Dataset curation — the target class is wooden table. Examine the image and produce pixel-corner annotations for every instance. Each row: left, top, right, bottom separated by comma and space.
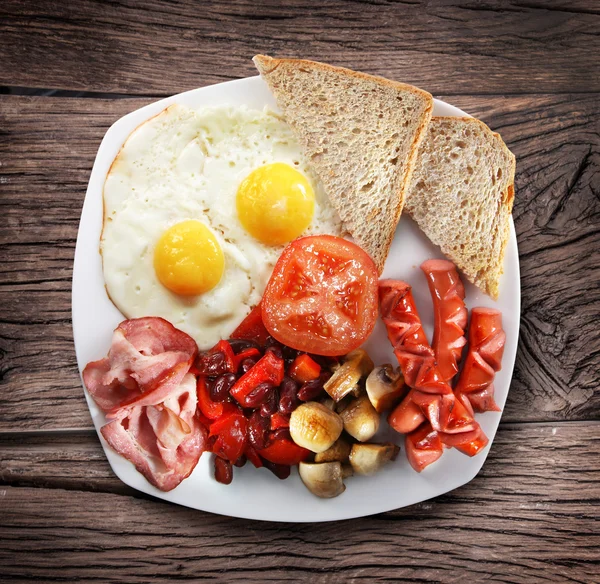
1, 1, 598, 582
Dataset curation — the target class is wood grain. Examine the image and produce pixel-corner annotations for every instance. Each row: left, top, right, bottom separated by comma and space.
1, 422, 598, 583
1, 93, 598, 432
1, 7, 598, 583
1, 0, 599, 96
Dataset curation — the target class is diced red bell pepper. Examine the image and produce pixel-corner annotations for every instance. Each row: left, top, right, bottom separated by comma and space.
258, 438, 310, 466
233, 347, 262, 372
270, 412, 290, 430
197, 377, 226, 421
405, 423, 443, 473
288, 354, 321, 383
210, 411, 248, 463
231, 303, 270, 346
195, 409, 213, 430
230, 350, 285, 405
245, 444, 264, 468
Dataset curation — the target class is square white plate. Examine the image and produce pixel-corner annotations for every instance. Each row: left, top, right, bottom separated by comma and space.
73, 75, 520, 522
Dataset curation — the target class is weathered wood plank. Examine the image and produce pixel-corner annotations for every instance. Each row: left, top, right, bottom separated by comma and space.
1, 93, 598, 431
0, 431, 135, 496
0, 422, 598, 583
0, 0, 599, 95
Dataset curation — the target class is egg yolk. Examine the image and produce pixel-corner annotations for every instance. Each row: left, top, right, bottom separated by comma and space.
153, 220, 224, 296
236, 162, 315, 246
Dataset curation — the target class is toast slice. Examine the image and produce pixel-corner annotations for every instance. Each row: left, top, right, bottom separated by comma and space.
405, 117, 516, 299
253, 54, 433, 273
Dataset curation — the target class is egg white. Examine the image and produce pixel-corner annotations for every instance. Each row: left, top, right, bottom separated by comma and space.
101, 104, 344, 349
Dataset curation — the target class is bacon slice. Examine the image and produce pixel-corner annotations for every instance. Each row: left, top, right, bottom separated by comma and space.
454, 308, 505, 413
83, 317, 198, 414
101, 373, 207, 491
83, 317, 207, 491
379, 280, 488, 470
420, 259, 467, 382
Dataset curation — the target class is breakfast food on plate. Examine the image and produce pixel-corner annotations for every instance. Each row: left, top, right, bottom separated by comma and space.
261, 235, 379, 356
420, 259, 467, 382
81, 238, 406, 496
82, 317, 207, 491
405, 117, 516, 299
253, 54, 434, 273
349, 443, 400, 476
83, 56, 516, 501
365, 365, 406, 413
379, 278, 489, 472
289, 402, 344, 453
83, 317, 198, 413
454, 308, 505, 414
323, 349, 375, 401
195, 312, 398, 493
101, 104, 343, 350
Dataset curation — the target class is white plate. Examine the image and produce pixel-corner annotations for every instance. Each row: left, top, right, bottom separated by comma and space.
73, 75, 520, 522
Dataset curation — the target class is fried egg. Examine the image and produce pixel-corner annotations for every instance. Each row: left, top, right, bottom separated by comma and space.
102, 104, 344, 349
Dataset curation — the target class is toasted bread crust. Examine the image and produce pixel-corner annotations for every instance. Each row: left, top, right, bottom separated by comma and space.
254, 54, 434, 273
406, 116, 516, 299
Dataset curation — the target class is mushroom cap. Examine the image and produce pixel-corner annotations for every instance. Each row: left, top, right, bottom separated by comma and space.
299, 461, 346, 498
290, 402, 344, 453
366, 364, 405, 413
349, 442, 400, 475
339, 395, 381, 442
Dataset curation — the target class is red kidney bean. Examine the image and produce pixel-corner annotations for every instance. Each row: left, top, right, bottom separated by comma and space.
265, 337, 285, 357
297, 372, 330, 401
260, 389, 279, 417
297, 381, 324, 402
248, 410, 269, 450
309, 353, 338, 371
278, 376, 300, 414
265, 335, 281, 348
263, 460, 291, 480
270, 428, 292, 442
282, 345, 299, 363
214, 456, 233, 485
243, 382, 275, 408
207, 435, 218, 451
228, 338, 261, 354
210, 373, 236, 402
266, 345, 283, 360
196, 351, 228, 376
240, 357, 258, 373
233, 454, 247, 468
